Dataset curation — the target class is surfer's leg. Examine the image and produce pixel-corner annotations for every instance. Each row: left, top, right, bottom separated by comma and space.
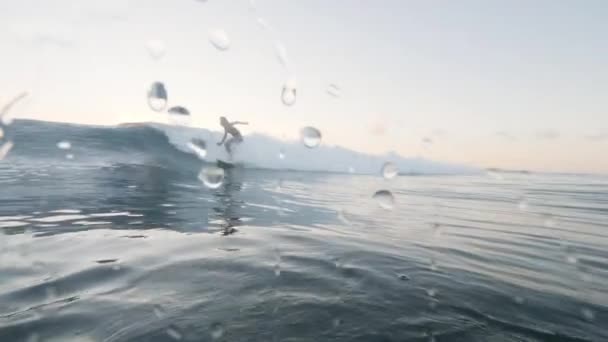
225, 137, 234, 155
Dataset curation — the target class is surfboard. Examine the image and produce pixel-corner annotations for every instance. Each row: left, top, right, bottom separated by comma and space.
217, 159, 236, 169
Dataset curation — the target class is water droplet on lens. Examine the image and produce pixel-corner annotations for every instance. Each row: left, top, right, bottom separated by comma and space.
256, 17, 269, 30
26, 333, 40, 342
381, 162, 398, 179
582, 308, 595, 321
337, 209, 350, 224
327, 84, 340, 98
210, 322, 224, 340
198, 166, 225, 189
153, 305, 166, 318
566, 255, 578, 264
209, 29, 230, 51
45, 286, 57, 300
517, 198, 528, 211
281, 79, 297, 106
432, 223, 442, 238
0, 141, 14, 160
300, 126, 322, 148
580, 272, 592, 282
168, 106, 191, 126
188, 138, 207, 159
398, 274, 410, 281
166, 325, 183, 340
487, 171, 504, 181
372, 190, 394, 210
57, 141, 71, 150
147, 82, 168, 112
275, 42, 288, 67
145, 39, 166, 60
543, 216, 556, 228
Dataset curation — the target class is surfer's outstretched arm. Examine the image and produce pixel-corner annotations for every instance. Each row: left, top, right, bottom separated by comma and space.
217, 131, 227, 146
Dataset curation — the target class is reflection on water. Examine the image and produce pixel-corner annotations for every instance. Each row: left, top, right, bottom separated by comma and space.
212, 168, 244, 236
0, 160, 607, 341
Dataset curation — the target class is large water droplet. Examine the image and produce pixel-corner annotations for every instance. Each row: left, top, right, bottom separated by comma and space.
198, 166, 225, 189
281, 78, 297, 106
57, 141, 71, 150
0, 141, 14, 160
372, 190, 394, 210
145, 39, 166, 60
168, 106, 191, 126
327, 84, 341, 98
153, 304, 166, 318
166, 325, 183, 340
147, 82, 168, 112
381, 162, 398, 179
582, 308, 595, 321
209, 29, 230, 51
210, 322, 224, 340
188, 138, 207, 159
300, 126, 322, 148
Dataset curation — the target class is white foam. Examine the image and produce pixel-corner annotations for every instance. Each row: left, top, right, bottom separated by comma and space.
149, 123, 476, 174
31, 215, 88, 223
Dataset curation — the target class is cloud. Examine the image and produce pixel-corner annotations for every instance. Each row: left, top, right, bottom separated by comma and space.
369, 122, 386, 136
431, 129, 446, 137
31, 33, 75, 48
585, 133, 608, 142
495, 131, 516, 141
536, 130, 560, 140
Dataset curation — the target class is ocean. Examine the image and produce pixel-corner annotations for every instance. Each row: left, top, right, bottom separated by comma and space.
0, 120, 606, 341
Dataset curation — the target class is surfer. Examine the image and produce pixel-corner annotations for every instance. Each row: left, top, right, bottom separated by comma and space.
217, 116, 248, 157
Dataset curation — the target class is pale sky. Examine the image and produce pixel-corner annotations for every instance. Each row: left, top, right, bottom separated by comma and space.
1, 0, 607, 173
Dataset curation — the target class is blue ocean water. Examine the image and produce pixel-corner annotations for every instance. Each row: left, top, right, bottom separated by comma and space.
0, 120, 606, 341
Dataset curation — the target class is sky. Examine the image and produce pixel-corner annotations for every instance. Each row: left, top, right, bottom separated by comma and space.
0, 0, 607, 173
